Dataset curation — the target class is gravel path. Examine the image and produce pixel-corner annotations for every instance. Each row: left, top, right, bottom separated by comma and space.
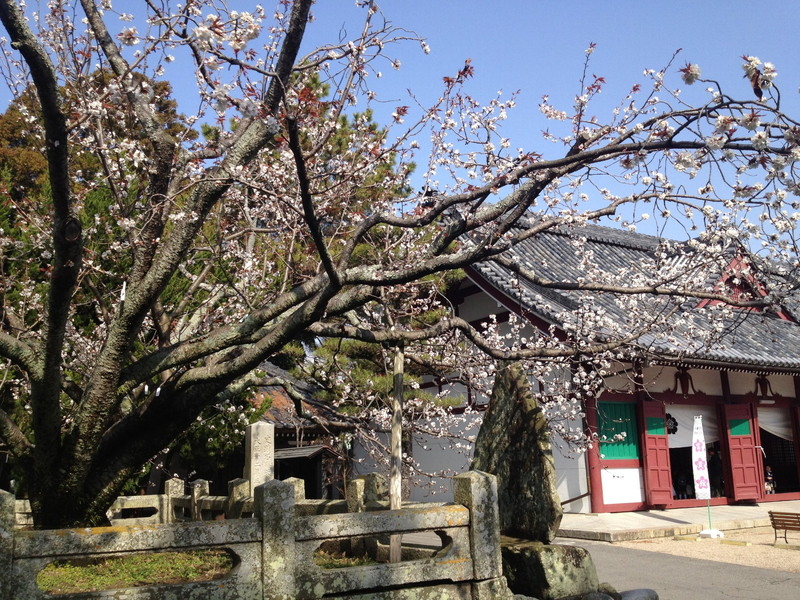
611, 526, 800, 572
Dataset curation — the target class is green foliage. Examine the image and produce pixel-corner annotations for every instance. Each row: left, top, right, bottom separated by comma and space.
0, 75, 198, 495
306, 336, 442, 415
269, 340, 307, 372
0, 96, 48, 201
175, 393, 273, 474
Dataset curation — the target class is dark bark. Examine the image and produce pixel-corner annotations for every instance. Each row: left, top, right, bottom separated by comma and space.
0, 0, 315, 529
0, 0, 83, 528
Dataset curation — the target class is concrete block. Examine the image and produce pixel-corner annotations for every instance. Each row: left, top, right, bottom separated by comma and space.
472, 576, 514, 600
226, 478, 249, 519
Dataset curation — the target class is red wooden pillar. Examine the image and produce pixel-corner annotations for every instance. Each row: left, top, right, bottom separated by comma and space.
585, 398, 604, 512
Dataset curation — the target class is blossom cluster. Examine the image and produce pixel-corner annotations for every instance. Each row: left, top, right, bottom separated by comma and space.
2, 2, 800, 511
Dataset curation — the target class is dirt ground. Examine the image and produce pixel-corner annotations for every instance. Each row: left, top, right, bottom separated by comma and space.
612, 526, 800, 572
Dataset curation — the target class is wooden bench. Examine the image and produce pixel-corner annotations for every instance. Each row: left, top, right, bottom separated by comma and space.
768, 511, 800, 543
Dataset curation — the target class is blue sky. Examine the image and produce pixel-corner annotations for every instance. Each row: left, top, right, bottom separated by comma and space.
7, 1, 799, 158
292, 0, 800, 202
5, 1, 800, 220
301, 0, 800, 141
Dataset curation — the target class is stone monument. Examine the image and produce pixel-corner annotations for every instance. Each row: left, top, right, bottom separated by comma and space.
471, 361, 562, 542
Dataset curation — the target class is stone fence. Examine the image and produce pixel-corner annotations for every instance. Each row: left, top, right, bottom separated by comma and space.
14, 477, 258, 529
0, 471, 511, 599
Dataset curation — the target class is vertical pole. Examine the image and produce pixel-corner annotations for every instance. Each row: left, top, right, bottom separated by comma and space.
390, 343, 404, 562
190, 479, 209, 521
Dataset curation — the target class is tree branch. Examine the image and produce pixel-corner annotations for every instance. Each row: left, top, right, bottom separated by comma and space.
0, 405, 32, 458
0, 330, 37, 374
490, 253, 773, 309
0, 0, 79, 483
287, 115, 341, 287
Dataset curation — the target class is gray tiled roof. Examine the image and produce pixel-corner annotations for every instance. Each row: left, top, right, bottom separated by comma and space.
257, 362, 353, 430
468, 220, 800, 373
274, 445, 340, 460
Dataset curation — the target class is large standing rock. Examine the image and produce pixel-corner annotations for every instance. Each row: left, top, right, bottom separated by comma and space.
471, 362, 562, 542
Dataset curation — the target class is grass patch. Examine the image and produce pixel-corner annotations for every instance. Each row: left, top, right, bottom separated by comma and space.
37, 549, 234, 594
313, 549, 378, 569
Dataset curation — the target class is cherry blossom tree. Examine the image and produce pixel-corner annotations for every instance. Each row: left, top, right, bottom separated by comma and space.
0, 0, 798, 528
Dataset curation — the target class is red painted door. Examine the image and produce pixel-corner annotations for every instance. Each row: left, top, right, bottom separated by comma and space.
641, 401, 673, 505
724, 403, 761, 501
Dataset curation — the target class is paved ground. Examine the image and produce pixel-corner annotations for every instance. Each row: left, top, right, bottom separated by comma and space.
607, 525, 800, 571
566, 536, 800, 600
557, 500, 800, 599
558, 498, 800, 542
407, 499, 800, 597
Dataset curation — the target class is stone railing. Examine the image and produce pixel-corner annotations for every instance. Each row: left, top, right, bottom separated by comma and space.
0, 471, 511, 600
13, 477, 254, 529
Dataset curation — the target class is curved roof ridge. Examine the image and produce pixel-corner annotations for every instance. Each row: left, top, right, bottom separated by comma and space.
519, 216, 671, 252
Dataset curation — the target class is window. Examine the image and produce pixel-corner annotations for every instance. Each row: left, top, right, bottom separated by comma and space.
597, 401, 640, 460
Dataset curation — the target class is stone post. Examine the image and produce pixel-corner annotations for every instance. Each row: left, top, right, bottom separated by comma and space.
345, 473, 388, 558
257, 479, 296, 600
0, 490, 13, 600
226, 478, 249, 519
453, 471, 503, 581
345, 477, 365, 513
244, 422, 274, 497
282, 477, 306, 504
164, 477, 184, 522
346, 472, 388, 513
190, 479, 210, 521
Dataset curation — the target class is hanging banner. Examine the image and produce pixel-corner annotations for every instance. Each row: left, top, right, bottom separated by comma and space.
692, 415, 711, 500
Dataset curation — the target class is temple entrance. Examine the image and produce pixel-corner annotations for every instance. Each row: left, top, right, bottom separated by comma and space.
723, 403, 761, 501
757, 406, 800, 495
663, 404, 724, 502
669, 446, 694, 499
668, 441, 726, 499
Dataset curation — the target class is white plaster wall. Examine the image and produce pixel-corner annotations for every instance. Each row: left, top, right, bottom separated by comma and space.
350, 412, 592, 509
551, 441, 590, 513
641, 365, 671, 392
349, 413, 482, 503
731, 372, 795, 398
768, 374, 795, 397
350, 431, 388, 479
600, 468, 644, 505
407, 285, 591, 509
405, 416, 480, 502
603, 363, 636, 393
604, 365, 725, 396
689, 369, 724, 396
727, 371, 755, 396
405, 415, 590, 508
